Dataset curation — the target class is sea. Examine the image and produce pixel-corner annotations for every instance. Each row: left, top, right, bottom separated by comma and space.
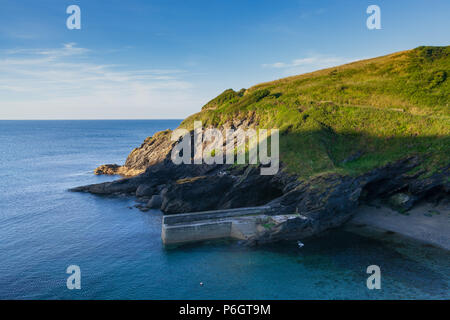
0, 120, 448, 299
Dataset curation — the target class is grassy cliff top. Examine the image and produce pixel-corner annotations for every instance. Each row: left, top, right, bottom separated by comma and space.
180, 46, 450, 179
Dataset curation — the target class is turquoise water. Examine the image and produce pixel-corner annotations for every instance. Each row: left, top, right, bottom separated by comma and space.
0, 120, 448, 300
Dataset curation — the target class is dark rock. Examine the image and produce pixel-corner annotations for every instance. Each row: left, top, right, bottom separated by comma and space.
136, 184, 157, 197
218, 166, 284, 208
357, 156, 421, 201
69, 176, 144, 195
249, 157, 438, 244
254, 173, 363, 243
161, 175, 234, 214
147, 195, 163, 209
409, 166, 450, 196
388, 193, 417, 212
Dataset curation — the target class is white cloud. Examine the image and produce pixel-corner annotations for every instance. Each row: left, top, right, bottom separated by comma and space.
262, 54, 358, 75
0, 43, 206, 119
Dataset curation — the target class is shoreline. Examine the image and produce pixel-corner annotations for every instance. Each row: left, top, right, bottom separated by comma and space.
347, 202, 450, 251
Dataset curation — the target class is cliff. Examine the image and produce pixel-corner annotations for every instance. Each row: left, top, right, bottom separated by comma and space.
71, 46, 450, 244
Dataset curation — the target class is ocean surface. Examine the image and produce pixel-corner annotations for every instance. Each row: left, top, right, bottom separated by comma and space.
0, 120, 448, 300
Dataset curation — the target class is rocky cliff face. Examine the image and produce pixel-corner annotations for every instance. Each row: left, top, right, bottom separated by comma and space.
71, 123, 449, 245
94, 129, 176, 176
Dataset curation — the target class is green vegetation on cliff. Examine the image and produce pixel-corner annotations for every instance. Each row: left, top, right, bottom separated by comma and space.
181, 46, 450, 179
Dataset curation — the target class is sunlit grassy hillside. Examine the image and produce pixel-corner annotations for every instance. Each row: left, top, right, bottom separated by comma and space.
180, 46, 450, 179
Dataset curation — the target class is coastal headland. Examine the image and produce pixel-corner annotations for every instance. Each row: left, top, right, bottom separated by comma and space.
71, 46, 450, 247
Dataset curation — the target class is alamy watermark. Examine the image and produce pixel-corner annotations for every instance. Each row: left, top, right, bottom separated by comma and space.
366, 5, 381, 30
366, 265, 381, 289
66, 5, 81, 30
66, 265, 81, 290
170, 121, 279, 175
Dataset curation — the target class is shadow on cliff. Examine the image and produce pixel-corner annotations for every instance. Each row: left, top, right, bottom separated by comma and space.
70, 130, 449, 217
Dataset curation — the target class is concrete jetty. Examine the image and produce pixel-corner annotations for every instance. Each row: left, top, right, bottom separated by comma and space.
161, 206, 273, 245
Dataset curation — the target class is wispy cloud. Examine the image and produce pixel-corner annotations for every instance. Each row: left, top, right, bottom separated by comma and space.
262, 54, 358, 75
0, 43, 204, 119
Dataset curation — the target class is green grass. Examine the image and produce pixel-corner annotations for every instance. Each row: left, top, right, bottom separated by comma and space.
262, 222, 276, 230
179, 46, 450, 179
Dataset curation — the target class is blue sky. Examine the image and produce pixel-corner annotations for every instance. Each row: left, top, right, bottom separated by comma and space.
0, 0, 449, 119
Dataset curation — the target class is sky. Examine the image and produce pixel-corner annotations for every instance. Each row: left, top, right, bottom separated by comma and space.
0, 0, 449, 119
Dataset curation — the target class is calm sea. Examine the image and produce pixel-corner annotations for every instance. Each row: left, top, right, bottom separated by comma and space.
0, 120, 448, 299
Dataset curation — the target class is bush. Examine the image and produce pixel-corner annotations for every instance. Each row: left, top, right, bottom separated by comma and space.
428, 70, 447, 88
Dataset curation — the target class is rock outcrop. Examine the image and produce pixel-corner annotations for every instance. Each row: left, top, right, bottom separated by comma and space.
93, 129, 176, 177
94, 164, 144, 177
249, 157, 450, 244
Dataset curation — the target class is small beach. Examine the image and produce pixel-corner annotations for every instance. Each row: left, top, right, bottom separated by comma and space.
350, 202, 450, 250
